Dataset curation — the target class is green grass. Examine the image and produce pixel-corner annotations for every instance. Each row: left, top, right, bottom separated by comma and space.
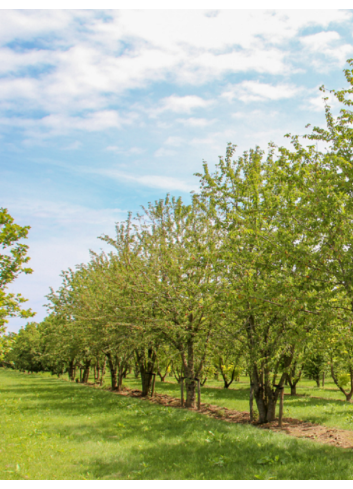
122, 375, 353, 431
2, 369, 353, 480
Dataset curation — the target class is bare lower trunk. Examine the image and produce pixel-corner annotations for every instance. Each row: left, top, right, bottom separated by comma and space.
100, 357, 106, 386
118, 372, 124, 391
141, 371, 153, 396
107, 353, 118, 390
83, 360, 91, 383
252, 364, 288, 423
183, 338, 196, 408
254, 381, 279, 423
110, 367, 118, 390
68, 359, 76, 381
136, 347, 157, 396
288, 370, 301, 396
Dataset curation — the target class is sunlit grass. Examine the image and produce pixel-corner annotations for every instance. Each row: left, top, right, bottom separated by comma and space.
2, 368, 353, 480
122, 375, 353, 431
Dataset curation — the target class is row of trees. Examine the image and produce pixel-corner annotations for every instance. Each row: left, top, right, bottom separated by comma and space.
4, 62, 353, 423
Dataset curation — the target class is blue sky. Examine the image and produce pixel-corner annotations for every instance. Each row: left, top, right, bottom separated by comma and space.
2, 9, 353, 332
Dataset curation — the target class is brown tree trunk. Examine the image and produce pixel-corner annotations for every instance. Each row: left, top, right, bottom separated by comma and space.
136, 347, 157, 396
117, 372, 124, 391
107, 353, 118, 390
95, 357, 100, 383
252, 365, 287, 423
83, 360, 91, 383
287, 369, 301, 396
184, 338, 196, 408
100, 357, 106, 386
68, 359, 76, 381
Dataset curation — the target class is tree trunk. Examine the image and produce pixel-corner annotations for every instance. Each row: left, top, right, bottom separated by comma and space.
95, 357, 100, 383
118, 372, 124, 391
141, 371, 153, 396
252, 366, 286, 423
107, 353, 118, 390
100, 357, 106, 386
68, 359, 76, 381
83, 360, 91, 383
184, 338, 196, 408
110, 367, 118, 390
136, 347, 157, 396
250, 383, 254, 422
287, 369, 301, 396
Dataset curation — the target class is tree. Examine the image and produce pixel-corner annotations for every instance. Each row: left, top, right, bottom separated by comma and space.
195, 144, 318, 423
0, 208, 34, 331
103, 196, 223, 407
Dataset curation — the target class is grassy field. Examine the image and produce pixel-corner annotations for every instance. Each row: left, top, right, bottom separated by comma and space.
2, 369, 353, 480
123, 375, 353, 431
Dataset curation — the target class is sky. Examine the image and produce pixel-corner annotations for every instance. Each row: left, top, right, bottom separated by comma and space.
2, 8, 353, 332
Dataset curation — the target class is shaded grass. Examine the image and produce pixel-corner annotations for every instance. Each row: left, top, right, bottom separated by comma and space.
122, 376, 353, 431
2, 369, 353, 480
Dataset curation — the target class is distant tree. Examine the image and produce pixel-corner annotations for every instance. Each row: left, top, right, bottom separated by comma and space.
0, 208, 34, 331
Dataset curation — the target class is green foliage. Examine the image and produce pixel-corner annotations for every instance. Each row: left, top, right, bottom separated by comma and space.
0, 208, 34, 331
338, 374, 350, 388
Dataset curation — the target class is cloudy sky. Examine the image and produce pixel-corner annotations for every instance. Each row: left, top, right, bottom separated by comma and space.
2, 8, 353, 332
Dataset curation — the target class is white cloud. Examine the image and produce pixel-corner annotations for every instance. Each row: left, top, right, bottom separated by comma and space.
0, 9, 352, 138
0, 110, 134, 138
136, 175, 196, 192
87, 167, 196, 192
177, 117, 216, 127
164, 136, 184, 147
154, 95, 213, 115
63, 141, 82, 150
299, 30, 353, 68
154, 148, 176, 158
106, 145, 144, 155
300, 31, 341, 51
223, 81, 302, 103
7, 199, 126, 227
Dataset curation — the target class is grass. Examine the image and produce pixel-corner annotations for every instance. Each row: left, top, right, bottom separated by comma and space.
123, 375, 353, 431
2, 369, 353, 479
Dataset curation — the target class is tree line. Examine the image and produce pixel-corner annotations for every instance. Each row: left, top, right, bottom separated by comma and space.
4, 62, 353, 424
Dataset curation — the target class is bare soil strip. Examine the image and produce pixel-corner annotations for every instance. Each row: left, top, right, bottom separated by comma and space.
107, 386, 353, 450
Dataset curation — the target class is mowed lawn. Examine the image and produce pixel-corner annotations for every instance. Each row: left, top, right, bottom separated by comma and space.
2, 370, 353, 479
123, 376, 353, 432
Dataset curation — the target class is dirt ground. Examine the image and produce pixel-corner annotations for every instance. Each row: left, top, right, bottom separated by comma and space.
113, 387, 353, 449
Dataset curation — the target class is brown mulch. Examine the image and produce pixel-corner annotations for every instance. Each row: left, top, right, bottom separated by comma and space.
110, 386, 353, 450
